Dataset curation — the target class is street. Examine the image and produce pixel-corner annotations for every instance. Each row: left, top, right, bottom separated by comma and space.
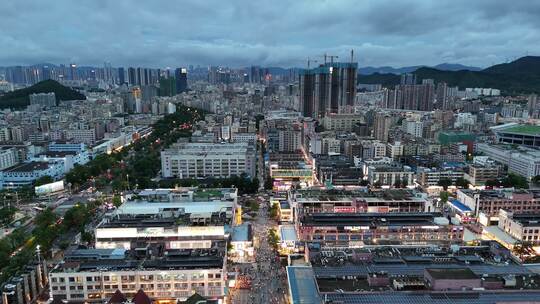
231, 197, 288, 304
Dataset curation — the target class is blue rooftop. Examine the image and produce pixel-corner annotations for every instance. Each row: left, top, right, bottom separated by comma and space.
287, 266, 322, 304
449, 199, 472, 213
280, 225, 298, 242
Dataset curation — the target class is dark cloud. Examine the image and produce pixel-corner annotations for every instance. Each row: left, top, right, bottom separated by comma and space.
1, 0, 540, 68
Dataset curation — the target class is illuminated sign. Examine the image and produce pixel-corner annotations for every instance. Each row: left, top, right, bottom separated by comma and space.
334, 207, 356, 213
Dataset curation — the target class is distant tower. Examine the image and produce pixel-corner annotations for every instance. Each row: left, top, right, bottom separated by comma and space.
175, 68, 188, 94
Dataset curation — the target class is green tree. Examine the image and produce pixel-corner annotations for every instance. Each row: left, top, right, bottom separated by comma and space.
501, 174, 529, 189
533, 175, 540, 185
0, 207, 16, 226
112, 195, 122, 208
438, 178, 452, 190
34, 175, 53, 186
455, 177, 470, 189
440, 191, 449, 203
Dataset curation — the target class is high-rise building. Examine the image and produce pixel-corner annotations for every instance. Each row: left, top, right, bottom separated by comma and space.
118, 67, 125, 85
250, 66, 261, 84
400, 73, 416, 85
374, 112, 393, 142
384, 82, 435, 111
127, 67, 136, 85
299, 62, 357, 118
69, 63, 77, 80
175, 68, 188, 94
528, 94, 539, 118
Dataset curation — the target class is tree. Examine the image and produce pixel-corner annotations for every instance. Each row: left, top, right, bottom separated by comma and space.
501, 173, 529, 189
455, 177, 470, 189
264, 176, 274, 190
269, 203, 279, 220
485, 179, 500, 187
35, 208, 57, 229
533, 175, 540, 185
393, 177, 402, 188
438, 178, 452, 190
0, 207, 16, 226
34, 175, 53, 187
81, 231, 94, 244
112, 195, 122, 208
440, 191, 449, 203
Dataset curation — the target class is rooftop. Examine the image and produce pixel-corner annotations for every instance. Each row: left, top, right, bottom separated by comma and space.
426, 268, 478, 280
287, 267, 322, 304
301, 212, 446, 227
494, 123, 540, 135
4, 161, 50, 172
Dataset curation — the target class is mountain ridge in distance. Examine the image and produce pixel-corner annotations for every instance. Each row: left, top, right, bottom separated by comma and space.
357, 56, 540, 94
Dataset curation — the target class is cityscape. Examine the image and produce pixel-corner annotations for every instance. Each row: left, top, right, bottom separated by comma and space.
2, 1, 540, 304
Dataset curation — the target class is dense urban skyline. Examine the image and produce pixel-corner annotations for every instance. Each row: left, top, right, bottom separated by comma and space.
2, 0, 540, 68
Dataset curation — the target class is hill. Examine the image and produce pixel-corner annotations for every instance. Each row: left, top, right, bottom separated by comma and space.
358, 56, 540, 94
0, 79, 86, 109
358, 63, 480, 75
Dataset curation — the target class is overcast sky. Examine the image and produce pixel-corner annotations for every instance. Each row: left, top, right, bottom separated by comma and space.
1, 0, 539, 68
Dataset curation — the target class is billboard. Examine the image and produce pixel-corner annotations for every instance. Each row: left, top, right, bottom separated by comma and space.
35, 180, 65, 195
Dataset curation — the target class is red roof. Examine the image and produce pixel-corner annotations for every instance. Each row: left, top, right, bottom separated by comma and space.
132, 289, 152, 304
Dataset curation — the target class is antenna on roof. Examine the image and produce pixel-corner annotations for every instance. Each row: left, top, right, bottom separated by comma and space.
351, 49, 354, 63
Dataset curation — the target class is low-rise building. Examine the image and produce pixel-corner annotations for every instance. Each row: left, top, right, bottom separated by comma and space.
499, 209, 540, 245
297, 212, 463, 245
0, 161, 63, 189
458, 189, 540, 218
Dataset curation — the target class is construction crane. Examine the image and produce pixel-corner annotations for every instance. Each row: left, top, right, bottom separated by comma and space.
323, 53, 339, 64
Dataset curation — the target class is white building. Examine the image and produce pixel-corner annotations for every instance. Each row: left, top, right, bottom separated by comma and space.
454, 113, 477, 129
476, 143, 540, 180
161, 142, 256, 179
0, 161, 64, 189
231, 132, 257, 145
322, 113, 363, 131
0, 148, 18, 171
29, 92, 56, 107
402, 119, 423, 138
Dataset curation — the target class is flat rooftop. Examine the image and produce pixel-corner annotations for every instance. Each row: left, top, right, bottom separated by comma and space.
287, 267, 322, 304
301, 212, 444, 227
294, 189, 425, 202
4, 161, 50, 172
508, 213, 540, 227
321, 292, 540, 304
55, 246, 226, 273
426, 268, 478, 280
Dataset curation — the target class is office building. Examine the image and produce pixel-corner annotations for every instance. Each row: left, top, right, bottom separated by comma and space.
476, 143, 540, 180
161, 142, 256, 179
175, 68, 188, 94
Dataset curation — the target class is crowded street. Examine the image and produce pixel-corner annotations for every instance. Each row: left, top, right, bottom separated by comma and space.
231, 198, 288, 304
